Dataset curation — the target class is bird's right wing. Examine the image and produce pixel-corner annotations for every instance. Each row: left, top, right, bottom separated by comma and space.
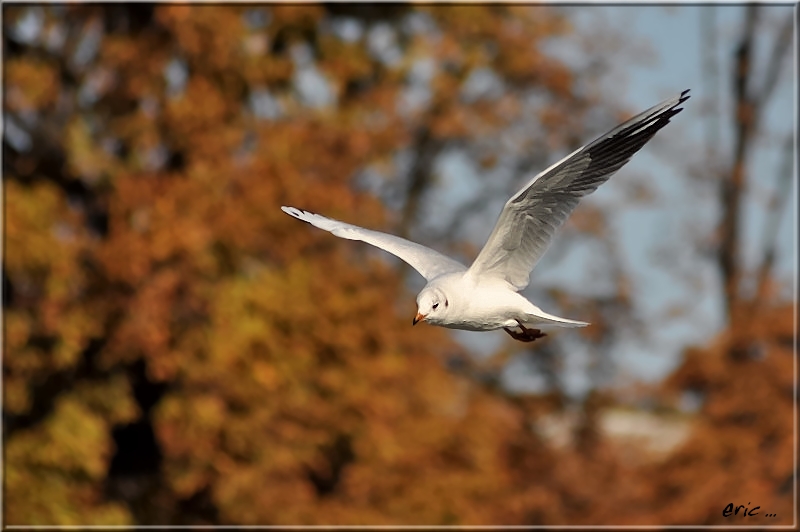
468, 90, 690, 290
281, 206, 467, 281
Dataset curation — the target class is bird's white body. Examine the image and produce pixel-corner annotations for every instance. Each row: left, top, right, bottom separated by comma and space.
418, 272, 585, 331
282, 90, 690, 341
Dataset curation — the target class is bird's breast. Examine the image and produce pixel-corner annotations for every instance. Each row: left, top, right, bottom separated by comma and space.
438, 279, 523, 331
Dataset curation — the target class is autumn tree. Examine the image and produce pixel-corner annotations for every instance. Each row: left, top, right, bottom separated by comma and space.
637, 5, 795, 525
3, 4, 793, 527
4, 4, 607, 525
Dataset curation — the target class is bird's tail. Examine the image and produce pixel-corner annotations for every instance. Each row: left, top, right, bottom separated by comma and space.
523, 307, 589, 328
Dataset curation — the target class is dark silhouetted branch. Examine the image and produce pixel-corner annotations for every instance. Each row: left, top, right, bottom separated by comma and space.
753, 133, 794, 309
717, 4, 758, 322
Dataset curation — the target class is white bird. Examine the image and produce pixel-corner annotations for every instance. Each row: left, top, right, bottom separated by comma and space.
282, 90, 690, 342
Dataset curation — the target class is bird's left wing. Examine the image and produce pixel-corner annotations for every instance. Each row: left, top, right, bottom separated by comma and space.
468, 90, 690, 290
281, 207, 467, 281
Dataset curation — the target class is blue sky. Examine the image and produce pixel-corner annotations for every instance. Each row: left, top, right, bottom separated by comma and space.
442, 4, 795, 395
582, 4, 795, 383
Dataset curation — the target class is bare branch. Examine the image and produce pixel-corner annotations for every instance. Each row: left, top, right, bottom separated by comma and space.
701, 6, 721, 162
755, 14, 793, 108
717, 4, 758, 322
753, 132, 794, 308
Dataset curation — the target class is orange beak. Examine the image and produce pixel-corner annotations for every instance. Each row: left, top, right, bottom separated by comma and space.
413, 312, 426, 326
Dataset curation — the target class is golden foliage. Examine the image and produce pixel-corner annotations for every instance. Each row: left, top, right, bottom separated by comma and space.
4, 4, 793, 526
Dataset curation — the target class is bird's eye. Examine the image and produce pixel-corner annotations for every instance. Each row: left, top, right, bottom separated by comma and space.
432, 303, 439, 310
445, 300, 449, 308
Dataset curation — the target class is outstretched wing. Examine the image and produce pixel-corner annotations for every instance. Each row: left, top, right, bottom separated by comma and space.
281, 206, 467, 281
468, 89, 690, 290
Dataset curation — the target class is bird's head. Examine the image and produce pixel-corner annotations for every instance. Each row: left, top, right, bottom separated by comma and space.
414, 287, 449, 326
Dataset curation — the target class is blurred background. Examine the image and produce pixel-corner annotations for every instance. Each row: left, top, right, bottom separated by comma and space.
3, 4, 795, 526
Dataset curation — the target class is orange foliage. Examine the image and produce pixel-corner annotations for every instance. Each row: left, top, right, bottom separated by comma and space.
3, 4, 793, 526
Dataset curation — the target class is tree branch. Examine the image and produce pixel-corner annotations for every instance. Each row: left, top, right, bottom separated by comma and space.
717, 4, 758, 323
755, 13, 793, 108
752, 132, 794, 309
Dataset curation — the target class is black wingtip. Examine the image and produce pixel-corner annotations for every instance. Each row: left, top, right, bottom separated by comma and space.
676, 89, 691, 109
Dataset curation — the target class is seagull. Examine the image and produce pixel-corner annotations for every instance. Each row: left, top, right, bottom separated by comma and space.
282, 90, 689, 342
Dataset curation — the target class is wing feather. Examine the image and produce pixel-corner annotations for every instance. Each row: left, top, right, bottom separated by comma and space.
469, 90, 691, 290
281, 206, 467, 281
